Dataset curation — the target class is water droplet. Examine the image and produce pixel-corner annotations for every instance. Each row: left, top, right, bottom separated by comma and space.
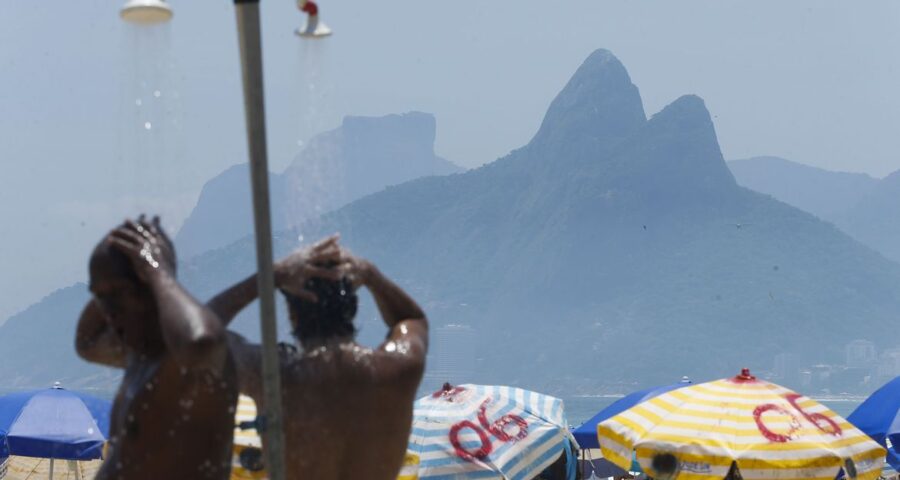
297, 234, 304, 242
135, 99, 143, 107
153, 90, 162, 98
297, 140, 304, 147
144, 122, 152, 130
145, 382, 154, 390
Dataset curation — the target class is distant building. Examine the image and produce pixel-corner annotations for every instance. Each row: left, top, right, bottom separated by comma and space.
845, 340, 877, 368
877, 348, 900, 379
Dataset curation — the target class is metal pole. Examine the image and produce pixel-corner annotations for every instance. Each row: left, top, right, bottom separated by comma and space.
48, 458, 53, 479
233, 2, 287, 480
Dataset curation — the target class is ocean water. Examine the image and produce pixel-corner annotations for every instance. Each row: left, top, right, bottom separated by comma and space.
0, 389, 864, 428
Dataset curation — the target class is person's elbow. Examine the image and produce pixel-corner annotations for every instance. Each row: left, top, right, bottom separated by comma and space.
176, 328, 227, 371
74, 335, 95, 362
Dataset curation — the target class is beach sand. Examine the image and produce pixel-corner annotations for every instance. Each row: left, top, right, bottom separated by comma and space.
4, 456, 102, 480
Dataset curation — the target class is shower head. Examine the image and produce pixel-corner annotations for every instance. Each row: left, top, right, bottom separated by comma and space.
296, 0, 332, 38
120, 0, 173, 24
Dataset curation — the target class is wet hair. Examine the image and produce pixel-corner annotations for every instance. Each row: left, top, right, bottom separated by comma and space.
89, 241, 140, 285
282, 277, 358, 343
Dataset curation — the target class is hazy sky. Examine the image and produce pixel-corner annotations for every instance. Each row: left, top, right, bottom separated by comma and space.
1, 0, 899, 322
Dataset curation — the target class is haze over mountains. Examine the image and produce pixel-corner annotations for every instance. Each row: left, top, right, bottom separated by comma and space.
175, 112, 461, 258
730, 156, 900, 263
3, 49, 899, 395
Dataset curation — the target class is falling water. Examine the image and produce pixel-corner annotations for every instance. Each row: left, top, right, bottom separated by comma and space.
114, 22, 186, 233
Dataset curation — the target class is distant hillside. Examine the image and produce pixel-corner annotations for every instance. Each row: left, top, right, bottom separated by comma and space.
840, 170, 900, 263
728, 156, 878, 220
729, 157, 900, 263
175, 112, 462, 259
4, 50, 900, 394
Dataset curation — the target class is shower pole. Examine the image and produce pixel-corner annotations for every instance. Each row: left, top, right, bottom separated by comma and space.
233, 2, 287, 480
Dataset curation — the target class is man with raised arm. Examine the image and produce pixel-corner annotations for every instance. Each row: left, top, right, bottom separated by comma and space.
75, 216, 237, 480
208, 235, 429, 479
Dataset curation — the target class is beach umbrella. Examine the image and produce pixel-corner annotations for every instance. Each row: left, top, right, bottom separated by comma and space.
598, 369, 885, 480
574, 379, 691, 478
406, 383, 575, 480
847, 376, 900, 470
231, 395, 265, 480
574, 379, 692, 449
0, 385, 110, 478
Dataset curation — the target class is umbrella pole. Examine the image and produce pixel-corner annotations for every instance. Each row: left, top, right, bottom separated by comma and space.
48, 458, 53, 479
233, 2, 287, 480
70, 460, 82, 480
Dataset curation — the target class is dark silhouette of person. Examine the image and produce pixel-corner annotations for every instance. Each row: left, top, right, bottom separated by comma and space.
209, 235, 428, 479
76, 216, 237, 479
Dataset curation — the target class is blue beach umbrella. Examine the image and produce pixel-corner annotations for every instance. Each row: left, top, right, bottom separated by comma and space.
0, 384, 111, 461
848, 376, 900, 471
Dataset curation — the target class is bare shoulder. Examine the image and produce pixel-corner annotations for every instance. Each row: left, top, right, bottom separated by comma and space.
375, 320, 428, 384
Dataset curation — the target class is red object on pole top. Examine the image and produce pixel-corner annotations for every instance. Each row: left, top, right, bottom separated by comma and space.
732, 368, 758, 382
301, 1, 319, 16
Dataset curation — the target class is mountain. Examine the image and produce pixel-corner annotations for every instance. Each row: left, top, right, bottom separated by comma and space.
175, 112, 462, 259
728, 156, 878, 220
0, 285, 120, 391
180, 50, 900, 392
5, 50, 900, 394
840, 170, 900, 263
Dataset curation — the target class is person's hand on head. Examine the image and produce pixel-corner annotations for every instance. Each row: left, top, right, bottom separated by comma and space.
336, 246, 373, 290
139, 214, 176, 268
275, 234, 343, 302
107, 215, 176, 283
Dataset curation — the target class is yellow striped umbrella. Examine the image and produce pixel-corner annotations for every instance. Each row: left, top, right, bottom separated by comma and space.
232, 395, 266, 480
598, 369, 885, 480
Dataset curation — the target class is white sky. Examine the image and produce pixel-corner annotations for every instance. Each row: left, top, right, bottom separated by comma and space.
1, 0, 899, 321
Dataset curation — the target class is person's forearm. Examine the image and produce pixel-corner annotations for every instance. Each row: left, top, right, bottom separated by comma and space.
148, 273, 225, 367
206, 273, 260, 327
75, 302, 127, 368
364, 264, 426, 329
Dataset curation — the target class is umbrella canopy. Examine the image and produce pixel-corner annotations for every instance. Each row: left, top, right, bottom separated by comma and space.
598, 369, 885, 480
0, 387, 110, 461
847, 376, 900, 470
574, 378, 692, 449
575, 380, 690, 479
231, 395, 265, 480
407, 383, 573, 480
